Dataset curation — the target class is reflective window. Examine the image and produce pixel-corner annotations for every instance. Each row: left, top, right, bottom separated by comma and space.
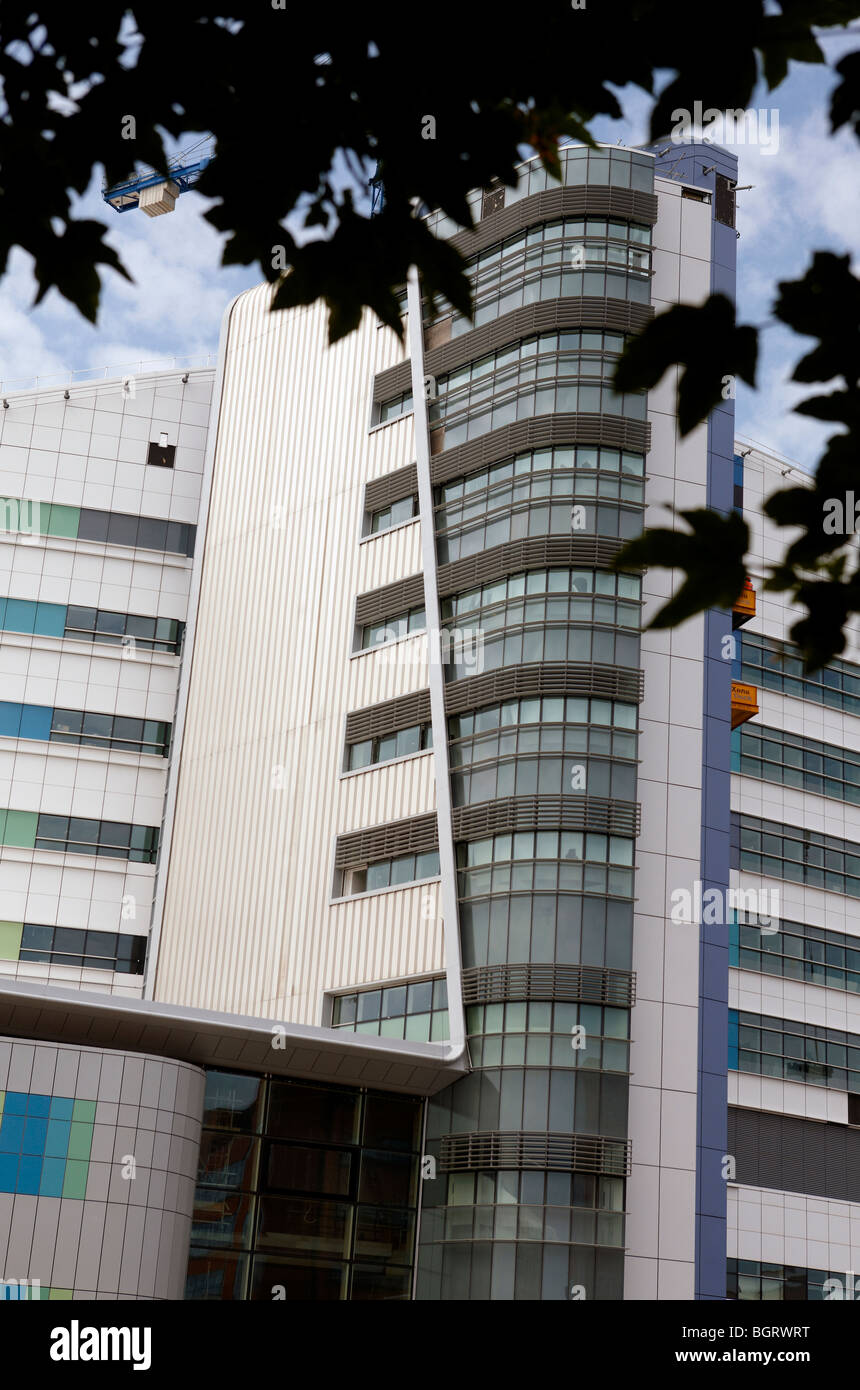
436, 445, 645, 563
441, 1170, 625, 1249
733, 722, 860, 805
10, 923, 146, 974
30, 812, 159, 863
423, 146, 654, 240
339, 850, 441, 897
359, 605, 426, 650
466, 999, 630, 1072
730, 912, 860, 995
735, 631, 860, 716
0, 598, 183, 654
732, 813, 860, 898
188, 1072, 423, 1301
0, 498, 195, 555
368, 495, 419, 534
729, 1008, 860, 1093
449, 694, 638, 806
427, 216, 652, 337
332, 976, 448, 1042
421, 332, 646, 451
442, 569, 641, 681
347, 722, 432, 771
727, 1259, 837, 1301
458, 829, 635, 901
376, 391, 413, 425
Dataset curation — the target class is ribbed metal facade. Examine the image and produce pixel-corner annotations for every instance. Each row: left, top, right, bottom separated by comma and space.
152, 289, 446, 1019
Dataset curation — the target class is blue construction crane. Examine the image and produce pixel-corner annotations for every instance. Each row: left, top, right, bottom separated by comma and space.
103, 137, 214, 216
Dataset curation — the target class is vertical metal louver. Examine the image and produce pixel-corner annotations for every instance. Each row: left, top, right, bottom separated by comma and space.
714, 174, 736, 228
481, 184, 506, 218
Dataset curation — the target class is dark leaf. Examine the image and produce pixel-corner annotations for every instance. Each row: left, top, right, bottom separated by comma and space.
613, 507, 749, 628
613, 295, 757, 436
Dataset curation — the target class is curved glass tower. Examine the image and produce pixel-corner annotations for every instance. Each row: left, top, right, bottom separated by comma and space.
401, 146, 657, 1299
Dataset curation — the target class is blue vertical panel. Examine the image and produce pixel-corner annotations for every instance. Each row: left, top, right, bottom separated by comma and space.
16, 1153, 43, 1194
33, 602, 67, 637
39, 1157, 66, 1197
700, 146, 737, 1302
18, 705, 53, 741
3, 599, 37, 634
0, 704, 23, 738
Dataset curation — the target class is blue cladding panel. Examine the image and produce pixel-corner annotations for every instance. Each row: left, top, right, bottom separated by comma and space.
0, 1092, 92, 1198
19, 706, 53, 741
3, 599, 38, 634
0, 598, 66, 637
0, 702, 55, 742
0, 704, 22, 738
34, 602, 67, 637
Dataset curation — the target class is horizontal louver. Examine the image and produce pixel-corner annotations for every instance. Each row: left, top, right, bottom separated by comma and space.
461, 963, 635, 1008
437, 535, 631, 597
364, 465, 419, 512
728, 1106, 860, 1202
334, 813, 438, 868
448, 185, 659, 261
345, 690, 432, 744
452, 794, 639, 840
354, 574, 425, 627
445, 662, 644, 714
439, 1130, 632, 1175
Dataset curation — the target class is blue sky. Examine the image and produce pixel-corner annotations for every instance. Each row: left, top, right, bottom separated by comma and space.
2, 26, 858, 474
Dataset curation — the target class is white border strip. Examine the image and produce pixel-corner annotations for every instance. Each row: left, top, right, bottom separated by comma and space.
143, 294, 244, 998
406, 265, 467, 1060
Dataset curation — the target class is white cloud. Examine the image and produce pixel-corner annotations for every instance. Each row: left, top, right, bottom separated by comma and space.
0, 171, 257, 389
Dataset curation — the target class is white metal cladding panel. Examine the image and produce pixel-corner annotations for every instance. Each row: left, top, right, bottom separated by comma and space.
347, 633, 431, 710
0, 538, 195, 620
0, 852, 154, 931
739, 444, 860, 662
753, 687, 860, 751
0, 369, 214, 524
730, 868, 860, 940
365, 415, 415, 480
356, 520, 422, 593
324, 882, 444, 999
728, 1069, 848, 1125
728, 1184, 860, 1270
0, 957, 144, 998
0, 744, 167, 826
742, 446, 803, 578
337, 751, 436, 833
0, 1039, 203, 1297
0, 636, 180, 723
731, 770, 860, 844
155, 288, 436, 1020
730, 965, 860, 1035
